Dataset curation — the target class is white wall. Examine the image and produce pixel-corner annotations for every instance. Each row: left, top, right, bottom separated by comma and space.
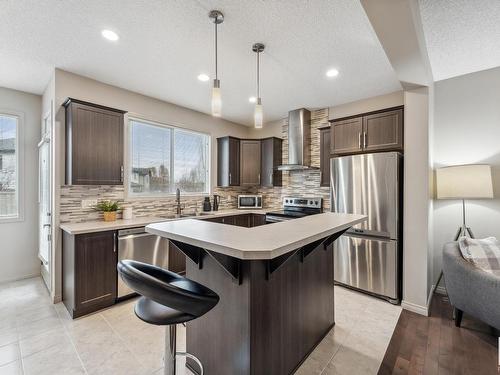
0, 87, 42, 283
433, 66, 500, 285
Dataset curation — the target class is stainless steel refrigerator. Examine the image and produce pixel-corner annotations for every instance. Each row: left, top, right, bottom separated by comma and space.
330, 152, 402, 304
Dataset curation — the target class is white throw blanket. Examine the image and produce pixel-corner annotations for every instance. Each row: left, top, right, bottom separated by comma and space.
458, 236, 500, 276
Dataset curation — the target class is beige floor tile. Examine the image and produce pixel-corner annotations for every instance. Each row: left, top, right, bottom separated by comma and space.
16, 315, 63, 340
22, 342, 85, 375
0, 326, 18, 347
15, 305, 59, 327
0, 342, 20, 367
0, 359, 23, 375
322, 343, 382, 375
19, 325, 69, 358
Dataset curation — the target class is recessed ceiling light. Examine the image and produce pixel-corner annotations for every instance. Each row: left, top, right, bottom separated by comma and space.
197, 74, 210, 82
249, 96, 256, 103
326, 68, 339, 78
101, 29, 119, 41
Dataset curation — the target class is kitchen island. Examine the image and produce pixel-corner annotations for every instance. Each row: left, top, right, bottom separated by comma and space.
147, 212, 365, 375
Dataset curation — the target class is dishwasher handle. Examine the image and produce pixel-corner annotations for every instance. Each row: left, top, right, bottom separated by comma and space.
118, 227, 147, 237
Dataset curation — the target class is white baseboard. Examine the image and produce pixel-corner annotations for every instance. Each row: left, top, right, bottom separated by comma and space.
401, 299, 429, 316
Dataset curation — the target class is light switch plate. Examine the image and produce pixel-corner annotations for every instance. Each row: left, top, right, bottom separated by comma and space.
81, 199, 98, 209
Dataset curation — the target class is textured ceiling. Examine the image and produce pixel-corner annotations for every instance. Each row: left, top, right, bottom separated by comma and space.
419, 0, 500, 81
0, 0, 401, 125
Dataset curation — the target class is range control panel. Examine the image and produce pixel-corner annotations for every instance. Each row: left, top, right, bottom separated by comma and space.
283, 197, 322, 209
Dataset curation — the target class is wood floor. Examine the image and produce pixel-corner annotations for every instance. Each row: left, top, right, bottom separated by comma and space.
378, 293, 498, 375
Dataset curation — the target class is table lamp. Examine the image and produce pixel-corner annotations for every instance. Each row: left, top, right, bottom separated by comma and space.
436, 164, 493, 240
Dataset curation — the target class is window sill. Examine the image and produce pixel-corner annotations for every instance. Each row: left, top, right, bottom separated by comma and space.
0, 215, 23, 224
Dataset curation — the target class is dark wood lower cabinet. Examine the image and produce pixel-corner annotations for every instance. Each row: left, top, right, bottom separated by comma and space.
63, 230, 117, 318
204, 213, 267, 228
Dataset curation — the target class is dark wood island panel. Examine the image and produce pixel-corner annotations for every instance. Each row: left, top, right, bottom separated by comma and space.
178, 238, 337, 375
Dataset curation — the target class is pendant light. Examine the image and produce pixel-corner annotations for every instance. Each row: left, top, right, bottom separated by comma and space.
209, 10, 224, 117
252, 43, 265, 128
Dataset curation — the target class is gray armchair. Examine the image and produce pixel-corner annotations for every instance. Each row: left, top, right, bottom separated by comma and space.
442, 242, 500, 330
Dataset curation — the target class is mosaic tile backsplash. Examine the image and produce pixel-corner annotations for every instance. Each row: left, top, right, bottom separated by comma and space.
59, 108, 330, 223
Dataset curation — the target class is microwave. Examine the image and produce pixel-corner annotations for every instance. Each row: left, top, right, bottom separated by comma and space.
238, 195, 263, 209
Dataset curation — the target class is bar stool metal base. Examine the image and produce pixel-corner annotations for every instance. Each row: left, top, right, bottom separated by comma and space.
164, 325, 204, 375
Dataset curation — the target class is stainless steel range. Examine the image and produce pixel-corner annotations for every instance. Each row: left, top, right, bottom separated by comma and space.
265, 197, 322, 223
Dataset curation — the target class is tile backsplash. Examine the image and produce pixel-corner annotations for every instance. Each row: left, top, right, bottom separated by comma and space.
59, 108, 330, 223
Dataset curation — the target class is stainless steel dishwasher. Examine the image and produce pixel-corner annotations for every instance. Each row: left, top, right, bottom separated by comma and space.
117, 227, 169, 298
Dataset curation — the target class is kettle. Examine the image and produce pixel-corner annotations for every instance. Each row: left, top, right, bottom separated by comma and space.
213, 194, 220, 211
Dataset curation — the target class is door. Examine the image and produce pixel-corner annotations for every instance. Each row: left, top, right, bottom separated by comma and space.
240, 140, 261, 186
363, 109, 403, 152
39, 112, 52, 290
67, 101, 124, 185
331, 117, 362, 155
331, 152, 400, 239
75, 231, 117, 310
334, 235, 398, 300
319, 128, 330, 187
260, 138, 282, 187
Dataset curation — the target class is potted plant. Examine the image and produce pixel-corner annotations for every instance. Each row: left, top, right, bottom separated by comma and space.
94, 200, 120, 222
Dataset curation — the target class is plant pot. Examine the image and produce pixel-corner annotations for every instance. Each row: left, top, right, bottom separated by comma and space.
103, 211, 117, 222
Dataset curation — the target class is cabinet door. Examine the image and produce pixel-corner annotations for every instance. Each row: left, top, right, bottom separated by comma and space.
74, 231, 117, 313
250, 214, 267, 227
240, 140, 261, 186
260, 138, 283, 187
362, 109, 403, 152
331, 117, 363, 155
168, 242, 187, 274
66, 101, 124, 185
319, 128, 331, 187
217, 137, 240, 187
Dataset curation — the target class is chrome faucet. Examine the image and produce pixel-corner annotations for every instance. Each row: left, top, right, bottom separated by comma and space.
175, 188, 182, 216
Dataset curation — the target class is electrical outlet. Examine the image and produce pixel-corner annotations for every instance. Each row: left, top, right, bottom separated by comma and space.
81, 199, 98, 209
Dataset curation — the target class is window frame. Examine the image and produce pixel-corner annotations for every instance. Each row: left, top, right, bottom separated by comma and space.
125, 116, 211, 199
0, 110, 24, 223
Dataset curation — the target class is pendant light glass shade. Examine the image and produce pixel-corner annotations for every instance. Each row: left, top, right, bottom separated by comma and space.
254, 98, 263, 128
211, 80, 221, 117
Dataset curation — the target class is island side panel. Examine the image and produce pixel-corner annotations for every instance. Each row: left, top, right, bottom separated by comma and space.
249, 242, 335, 375
186, 253, 252, 375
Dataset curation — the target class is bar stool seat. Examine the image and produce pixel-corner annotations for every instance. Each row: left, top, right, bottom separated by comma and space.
118, 260, 219, 375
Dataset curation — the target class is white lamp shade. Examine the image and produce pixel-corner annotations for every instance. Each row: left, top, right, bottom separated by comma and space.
436, 164, 493, 199
211, 87, 221, 117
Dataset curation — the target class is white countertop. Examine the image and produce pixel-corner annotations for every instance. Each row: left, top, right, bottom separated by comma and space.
59, 209, 268, 235
146, 212, 366, 260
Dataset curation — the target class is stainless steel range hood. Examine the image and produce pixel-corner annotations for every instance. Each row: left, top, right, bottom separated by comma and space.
277, 108, 317, 171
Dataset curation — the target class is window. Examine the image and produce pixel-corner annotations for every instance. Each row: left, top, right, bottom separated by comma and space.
129, 119, 209, 196
0, 114, 19, 219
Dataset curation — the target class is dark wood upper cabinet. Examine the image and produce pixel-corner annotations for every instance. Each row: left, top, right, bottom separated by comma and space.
363, 108, 403, 152
240, 140, 261, 186
63, 230, 117, 318
260, 137, 283, 187
64, 98, 125, 185
330, 107, 404, 155
319, 128, 331, 187
331, 117, 363, 155
217, 136, 240, 187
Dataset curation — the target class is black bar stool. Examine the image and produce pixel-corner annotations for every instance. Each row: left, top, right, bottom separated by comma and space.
117, 260, 219, 375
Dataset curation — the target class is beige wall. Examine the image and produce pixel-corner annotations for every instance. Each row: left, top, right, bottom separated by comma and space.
432, 66, 500, 288
0, 87, 42, 283
328, 91, 404, 120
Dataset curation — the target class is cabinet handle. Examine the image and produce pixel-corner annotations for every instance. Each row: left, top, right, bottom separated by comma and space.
358, 132, 362, 149
113, 232, 117, 253
270, 172, 273, 183
229, 173, 232, 185
363, 132, 367, 148
120, 165, 124, 182
258, 173, 261, 184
